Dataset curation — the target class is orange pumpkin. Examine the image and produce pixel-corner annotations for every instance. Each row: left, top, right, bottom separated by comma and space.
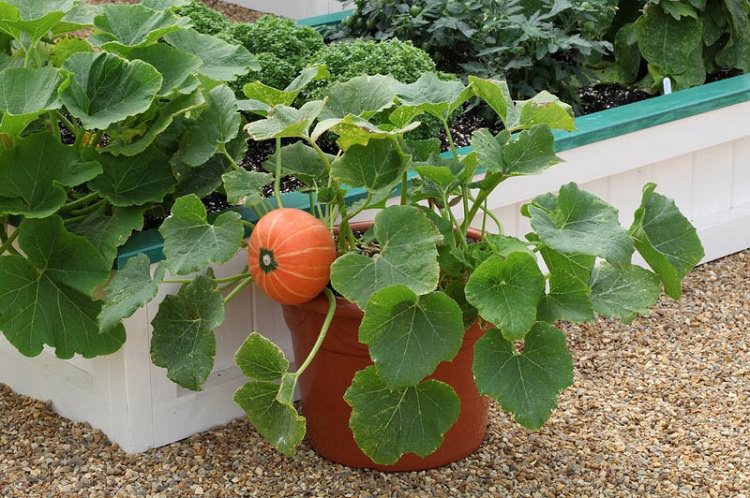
248, 208, 336, 305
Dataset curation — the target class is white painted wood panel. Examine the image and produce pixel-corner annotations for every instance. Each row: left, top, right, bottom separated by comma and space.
732, 137, 750, 207
224, 0, 347, 19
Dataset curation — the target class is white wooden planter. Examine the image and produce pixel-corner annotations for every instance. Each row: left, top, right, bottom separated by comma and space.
2, 73, 749, 453
224, 0, 347, 19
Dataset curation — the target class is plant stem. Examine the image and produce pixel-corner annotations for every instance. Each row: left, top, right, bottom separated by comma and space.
63, 192, 99, 212
241, 219, 255, 230
273, 137, 284, 208
223, 276, 253, 305
295, 288, 336, 376
462, 173, 505, 232
441, 118, 459, 160
442, 194, 469, 250
214, 272, 250, 284
89, 130, 104, 148
0, 228, 20, 255
62, 214, 87, 225
163, 278, 193, 284
49, 111, 61, 143
400, 171, 408, 205
345, 193, 372, 221
57, 112, 80, 139
220, 145, 241, 171
70, 199, 104, 216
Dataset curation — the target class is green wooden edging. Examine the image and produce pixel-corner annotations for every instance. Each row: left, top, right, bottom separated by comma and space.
114, 11, 750, 269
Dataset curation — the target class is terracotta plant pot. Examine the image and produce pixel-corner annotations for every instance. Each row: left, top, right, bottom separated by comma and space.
281, 224, 489, 471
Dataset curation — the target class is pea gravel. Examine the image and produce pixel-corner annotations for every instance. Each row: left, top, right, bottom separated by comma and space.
1, 250, 749, 497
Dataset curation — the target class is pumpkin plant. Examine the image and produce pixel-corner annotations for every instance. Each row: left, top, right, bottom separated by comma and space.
166, 71, 701, 465
0, 0, 261, 363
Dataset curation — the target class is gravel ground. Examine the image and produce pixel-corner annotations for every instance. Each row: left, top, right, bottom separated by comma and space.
1, 250, 749, 497
86, 0, 266, 23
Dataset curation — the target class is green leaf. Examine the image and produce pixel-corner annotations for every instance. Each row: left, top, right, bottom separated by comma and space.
635, 6, 705, 88
473, 323, 573, 430
171, 85, 240, 167
235, 332, 289, 381
392, 72, 472, 122
89, 147, 176, 206
98, 254, 165, 332
629, 183, 704, 299
503, 125, 560, 176
104, 90, 205, 157
331, 136, 410, 192
0, 133, 102, 218
245, 100, 325, 141
330, 205, 442, 309
590, 262, 661, 324
468, 76, 519, 129
261, 141, 331, 187
0, 67, 64, 136
222, 169, 272, 206
0, 0, 74, 42
60, 51, 162, 130
527, 183, 634, 266
165, 29, 258, 82
234, 380, 306, 456
320, 74, 397, 120
71, 206, 144, 263
465, 253, 545, 341
20, 216, 110, 294
716, 0, 750, 72
93, 4, 190, 49
243, 81, 295, 108
471, 128, 511, 174
614, 23, 642, 84
110, 43, 202, 96
159, 194, 244, 275
344, 366, 460, 465
536, 244, 595, 323
49, 37, 94, 67
0, 216, 124, 359
359, 287, 464, 388
151, 275, 224, 390
517, 92, 575, 132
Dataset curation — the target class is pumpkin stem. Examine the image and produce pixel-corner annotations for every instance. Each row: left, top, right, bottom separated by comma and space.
295, 288, 337, 377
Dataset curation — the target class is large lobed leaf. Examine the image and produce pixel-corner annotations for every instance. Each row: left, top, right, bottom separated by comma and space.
93, 4, 191, 50
0, 216, 124, 359
465, 252, 546, 341
0, 67, 64, 136
164, 29, 258, 82
234, 332, 305, 456
359, 286, 465, 388
150, 275, 224, 391
60, 51, 163, 130
159, 194, 244, 275
171, 85, 240, 167
330, 205, 442, 309
473, 323, 573, 430
0, 133, 102, 218
98, 254, 165, 332
526, 183, 634, 266
629, 183, 704, 299
90, 147, 176, 206
344, 366, 460, 465
590, 262, 661, 324
331, 136, 410, 192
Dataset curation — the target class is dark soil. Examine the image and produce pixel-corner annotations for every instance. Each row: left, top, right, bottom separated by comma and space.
577, 83, 653, 115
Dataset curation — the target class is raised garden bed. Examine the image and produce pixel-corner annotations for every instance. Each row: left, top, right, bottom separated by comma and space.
1, 3, 749, 454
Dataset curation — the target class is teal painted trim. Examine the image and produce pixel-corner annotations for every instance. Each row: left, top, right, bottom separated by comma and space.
297, 9, 353, 27
552, 74, 750, 152
114, 74, 750, 268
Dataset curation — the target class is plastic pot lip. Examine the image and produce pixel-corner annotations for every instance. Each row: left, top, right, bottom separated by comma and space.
285, 221, 485, 317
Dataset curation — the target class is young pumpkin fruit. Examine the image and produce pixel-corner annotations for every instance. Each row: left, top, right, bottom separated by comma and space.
248, 208, 336, 305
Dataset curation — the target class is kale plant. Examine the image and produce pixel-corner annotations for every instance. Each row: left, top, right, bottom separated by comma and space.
225, 16, 325, 93
334, 0, 614, 106
175, 0, 231, 35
